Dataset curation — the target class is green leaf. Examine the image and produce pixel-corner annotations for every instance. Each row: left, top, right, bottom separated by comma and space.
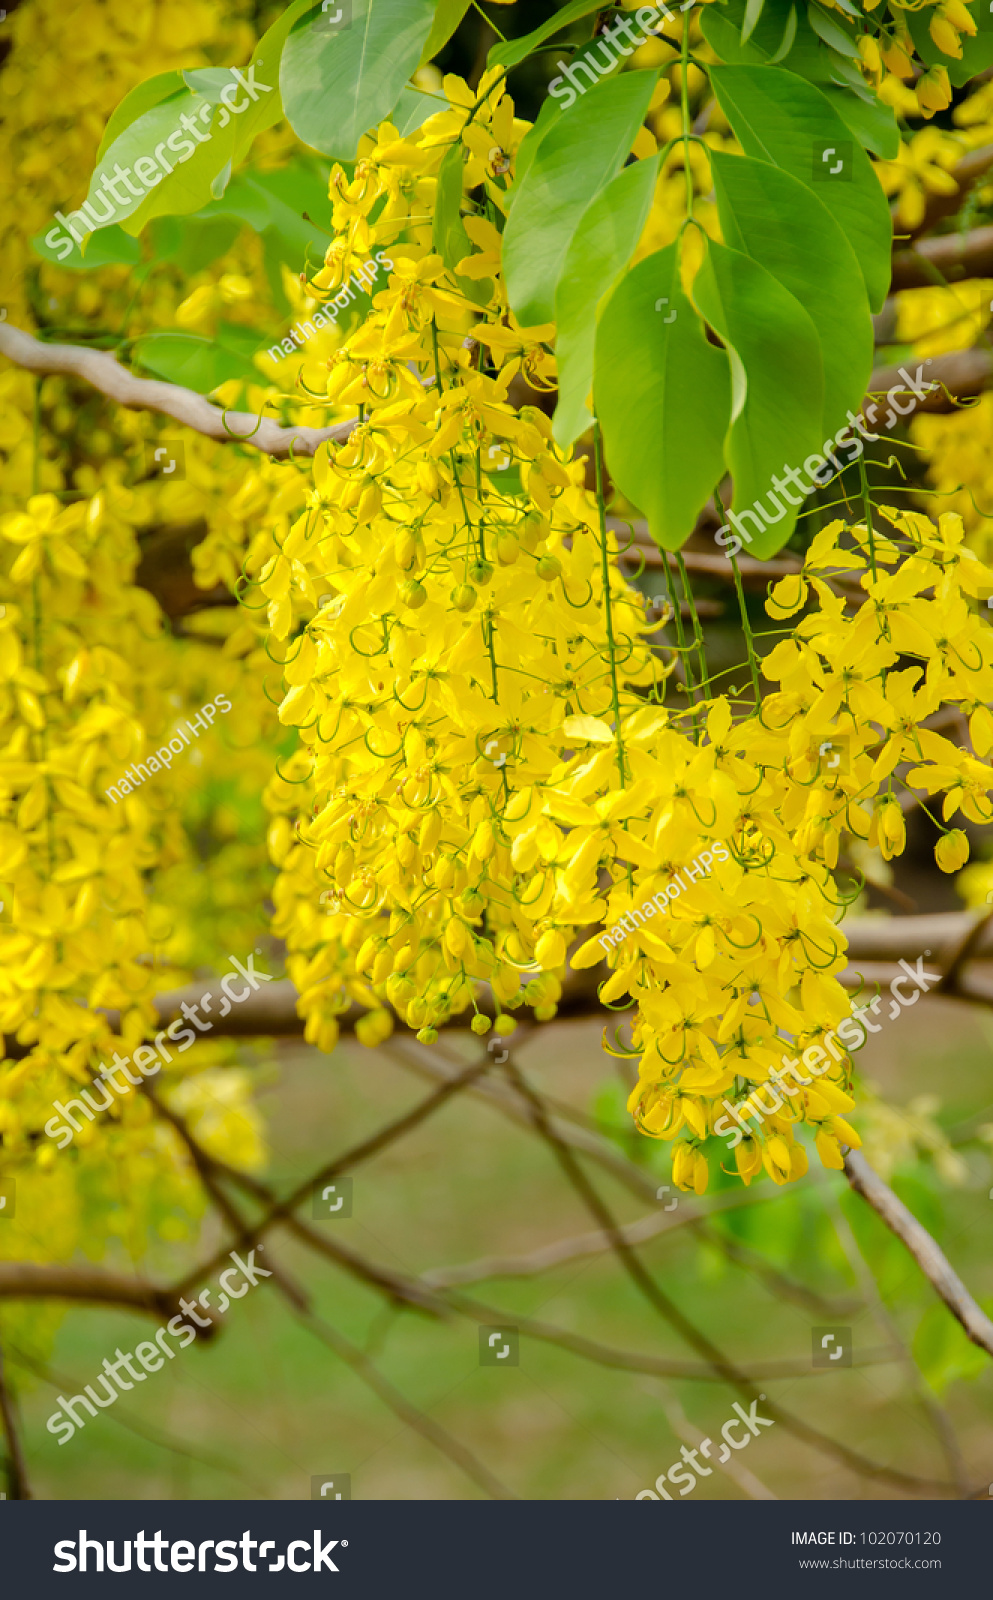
95, 72, 186, 164
595, 245, 731, 551
31, 222, 142, 271
420, 0, 471, 64
701, 0, 896, 156
507, 26, 637, 202
148, 213, 241, 275
741, 0, 767, 46
702, 0, 826, 81
552, 156, 658, 449
131, 330, 262, 393
821, 83, 898, 160
691, 236, 824, 558
507, 93, 562, 197
504, 69, 658, 327
709, 64, 892, 312
489, 0, 602, 70
191, 160, 334, 289
433, 142, 471, 271
806, 1, 859, 58
710, 148, 872, 436
769, 6, 798, 63
905, 1, 993, 88
73, 0, 313, 242
392, 85, 445, 136
280, 0, 436, 160
821, 43, 872, 92
431, 143, 491, 303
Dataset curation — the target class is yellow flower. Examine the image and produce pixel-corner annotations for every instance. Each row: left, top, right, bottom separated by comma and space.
936, 828, 970, 872
917, 65, 953, 116
875, 129, 961, 231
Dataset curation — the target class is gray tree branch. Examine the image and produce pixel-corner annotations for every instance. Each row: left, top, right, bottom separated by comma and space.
0, 323, 353, 459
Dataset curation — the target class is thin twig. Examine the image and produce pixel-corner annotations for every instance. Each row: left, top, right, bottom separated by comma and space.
143, 1079, 309, 1314
294, 1308, 518, 1500
144, 1080, 448, 1318
168, 1056, 494, 1296
0, 1336, 31, 1499
445, 1291, 898, 1384
499, 1056, 961, 1494
817, 1168, 969, 1495
423, 1207, 859, 1319
657, 1391, 778, 1500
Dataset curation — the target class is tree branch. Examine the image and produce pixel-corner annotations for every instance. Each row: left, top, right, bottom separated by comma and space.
658, 1391, 778, 1499
0, 323, 354, 459
0, 1337, 31, 1500
496, 1056, 960, 1493
907, 142, 993, 237
295, 1307, 518, 1500
0, 1260, 178, 1319
869, 348, 991, 416
423, 1206, 859, 1319
891, 223, 993, 292
843, 1149, 993, 1359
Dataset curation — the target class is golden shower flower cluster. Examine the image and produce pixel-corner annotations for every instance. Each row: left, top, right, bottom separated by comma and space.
250, 72, 993, 1194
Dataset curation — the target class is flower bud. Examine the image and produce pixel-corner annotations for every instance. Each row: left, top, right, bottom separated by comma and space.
400, 579, 427, 609
935, 828, 969, 872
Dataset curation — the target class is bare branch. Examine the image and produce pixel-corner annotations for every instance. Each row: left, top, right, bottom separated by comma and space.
423, 1207, 859, 1320
496, 1057, 962, 1493
844, 1149, 993, 1360
0, 1260, 177, 1319
143, 1077, 454, 1318
297, 1308, 517, 1500
446, 1288, 895, 1385
869, 348, 991, 416
817, 1167, 969, 1494
891, 223, 993, 291
936, 906, 993, 995
421, 1207, 732, 1287
658, 1392, 778, 1500
0, 323, 353, 459
0, 1337, 32, 1500
907, 142, 993, 237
